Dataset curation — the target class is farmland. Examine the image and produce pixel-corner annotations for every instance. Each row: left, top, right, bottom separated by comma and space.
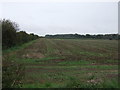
3, 38, 118, 88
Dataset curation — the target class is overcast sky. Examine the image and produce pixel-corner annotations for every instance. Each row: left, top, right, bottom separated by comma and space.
1, 2, 118, 36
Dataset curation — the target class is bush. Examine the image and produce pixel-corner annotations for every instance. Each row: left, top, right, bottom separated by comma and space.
1, 19, 39, 50
2, 55, 25, 88
1, 19, 18, 49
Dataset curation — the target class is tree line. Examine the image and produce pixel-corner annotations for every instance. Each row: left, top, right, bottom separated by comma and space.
1, 19, 40, 50
45, 33, 120, 40
1, 19, 40, 88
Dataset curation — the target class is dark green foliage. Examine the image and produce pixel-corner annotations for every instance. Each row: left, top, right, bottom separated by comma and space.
1, 19, 39, 88
1, 19, 18, 49
45, 33, 119, 40
2, 55, 25, 88
1, 19, 39, 50
16, 31, 39, 45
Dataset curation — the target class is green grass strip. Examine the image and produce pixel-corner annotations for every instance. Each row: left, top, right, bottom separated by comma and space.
3, 39, 38, 53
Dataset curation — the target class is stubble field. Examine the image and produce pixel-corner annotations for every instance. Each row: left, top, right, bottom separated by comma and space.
3, 38, 119, 88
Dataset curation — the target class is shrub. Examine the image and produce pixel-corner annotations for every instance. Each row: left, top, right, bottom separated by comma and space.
2, 55, 25, 88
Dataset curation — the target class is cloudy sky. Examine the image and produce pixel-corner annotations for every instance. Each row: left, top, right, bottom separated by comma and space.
1, 1, 118, 36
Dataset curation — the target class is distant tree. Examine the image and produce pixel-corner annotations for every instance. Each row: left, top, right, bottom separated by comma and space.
45, 33, 119, 40
16, 31, 28, 44
86, 34, 91, 38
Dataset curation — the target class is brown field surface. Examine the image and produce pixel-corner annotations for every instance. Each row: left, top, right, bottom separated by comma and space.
4, 38, 118, 88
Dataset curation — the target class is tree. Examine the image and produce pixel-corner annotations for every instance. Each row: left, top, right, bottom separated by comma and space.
2, 19, 19, 49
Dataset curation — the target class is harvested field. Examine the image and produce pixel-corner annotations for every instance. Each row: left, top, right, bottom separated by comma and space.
4, 38, 118, 88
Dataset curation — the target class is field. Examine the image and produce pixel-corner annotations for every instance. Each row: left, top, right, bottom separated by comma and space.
3, 38, 118, 88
